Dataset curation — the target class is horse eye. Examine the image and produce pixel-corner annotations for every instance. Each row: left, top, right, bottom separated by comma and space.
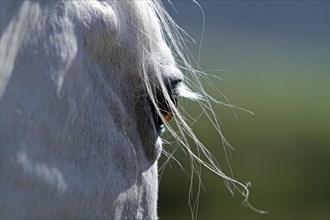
163, 112, 173, 122
157, 79, 181, 121
150, 79, 181, 132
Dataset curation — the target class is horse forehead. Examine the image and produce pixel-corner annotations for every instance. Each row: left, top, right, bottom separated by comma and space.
73, 0, 182, 81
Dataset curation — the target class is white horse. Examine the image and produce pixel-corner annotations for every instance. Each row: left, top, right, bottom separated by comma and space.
1, 0, 262, 219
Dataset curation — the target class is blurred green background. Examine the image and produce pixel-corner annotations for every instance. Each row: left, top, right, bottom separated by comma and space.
158, 1, 329, 219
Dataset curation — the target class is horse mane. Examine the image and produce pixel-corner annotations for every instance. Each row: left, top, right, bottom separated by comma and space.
113, 0, 266, 218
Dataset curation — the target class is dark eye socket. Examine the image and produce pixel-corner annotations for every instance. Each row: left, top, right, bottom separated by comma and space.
150, 79, 181, 133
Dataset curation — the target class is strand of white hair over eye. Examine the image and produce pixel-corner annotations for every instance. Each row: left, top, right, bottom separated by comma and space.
127, 1, 267, 219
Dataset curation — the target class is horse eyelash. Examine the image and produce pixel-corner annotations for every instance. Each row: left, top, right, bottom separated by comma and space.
148, 79, 181, 133
157, 80, 181, 114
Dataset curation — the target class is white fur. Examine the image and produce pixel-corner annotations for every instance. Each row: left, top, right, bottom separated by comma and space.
0, 1, 175, 218
1, 0, 264, 219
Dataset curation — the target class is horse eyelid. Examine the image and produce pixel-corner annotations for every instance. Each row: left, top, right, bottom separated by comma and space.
160, 79, 182, 121
148, 78, 181, 126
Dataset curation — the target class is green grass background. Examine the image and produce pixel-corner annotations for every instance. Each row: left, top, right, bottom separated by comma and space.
158, 1, 329, 219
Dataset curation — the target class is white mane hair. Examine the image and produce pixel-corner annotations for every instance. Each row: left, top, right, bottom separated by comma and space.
0, 0, 264, 219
